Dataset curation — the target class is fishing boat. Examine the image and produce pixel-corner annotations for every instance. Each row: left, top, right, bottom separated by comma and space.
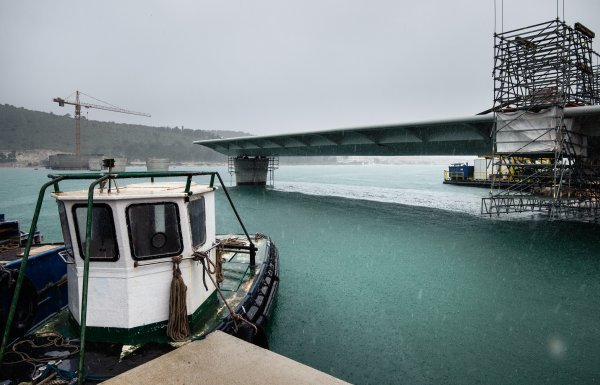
0, 162, 279, 384
0, 215, 68, 343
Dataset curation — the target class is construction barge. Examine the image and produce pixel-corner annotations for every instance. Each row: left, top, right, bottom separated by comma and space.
443, 158, 543, 189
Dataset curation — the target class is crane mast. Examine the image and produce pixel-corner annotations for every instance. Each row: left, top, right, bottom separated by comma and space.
53, 90, 150, 156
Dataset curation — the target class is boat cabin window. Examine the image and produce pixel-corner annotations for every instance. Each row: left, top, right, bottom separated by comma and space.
57, 201, 74, 258
72, 204, 119, 262
127, 202, 182, 260
188, 197, 206, 248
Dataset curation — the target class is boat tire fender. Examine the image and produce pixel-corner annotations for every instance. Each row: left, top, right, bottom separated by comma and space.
232, 322, 269, 350
262, 280, 279, 319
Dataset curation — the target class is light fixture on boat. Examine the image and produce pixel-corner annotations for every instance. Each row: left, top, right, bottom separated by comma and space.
100, 158, 120, 192
102, 158, 115, 170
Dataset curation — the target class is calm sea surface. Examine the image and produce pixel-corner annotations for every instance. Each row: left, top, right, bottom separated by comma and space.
1, 164, 599, 384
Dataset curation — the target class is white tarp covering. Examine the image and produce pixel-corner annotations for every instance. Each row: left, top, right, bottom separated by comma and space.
496, 107, 587, 156
474, 158, 496, 180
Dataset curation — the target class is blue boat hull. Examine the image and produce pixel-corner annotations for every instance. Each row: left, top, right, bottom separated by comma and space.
0, 245, 68, 340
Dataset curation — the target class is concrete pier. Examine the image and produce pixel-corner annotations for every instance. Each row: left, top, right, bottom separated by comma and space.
233, 156, 269, 185
146, 158, 170, 172
103, 331, 348, 385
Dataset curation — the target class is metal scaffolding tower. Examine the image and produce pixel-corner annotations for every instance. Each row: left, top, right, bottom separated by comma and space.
481, 19, 600, 221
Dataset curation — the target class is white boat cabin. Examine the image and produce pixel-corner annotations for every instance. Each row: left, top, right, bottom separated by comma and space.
52, 181, 218, 333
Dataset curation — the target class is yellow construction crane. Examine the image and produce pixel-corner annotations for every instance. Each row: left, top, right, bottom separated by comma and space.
53, 90, 151, 156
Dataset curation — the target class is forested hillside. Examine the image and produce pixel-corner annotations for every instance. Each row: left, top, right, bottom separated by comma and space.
0, 104, 250, 163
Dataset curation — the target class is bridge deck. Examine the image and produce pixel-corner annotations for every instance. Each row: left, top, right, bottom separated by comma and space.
195, 106, 600, 157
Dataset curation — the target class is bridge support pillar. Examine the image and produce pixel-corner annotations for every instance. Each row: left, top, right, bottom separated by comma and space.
231, 156, 270, 186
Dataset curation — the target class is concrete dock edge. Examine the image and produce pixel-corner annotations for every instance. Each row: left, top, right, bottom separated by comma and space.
102, 331, 349, 385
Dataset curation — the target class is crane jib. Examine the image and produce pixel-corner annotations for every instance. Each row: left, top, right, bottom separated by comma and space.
52, 90, 150, 156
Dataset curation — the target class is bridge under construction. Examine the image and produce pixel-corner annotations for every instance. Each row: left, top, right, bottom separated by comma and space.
196, 18, 600, 222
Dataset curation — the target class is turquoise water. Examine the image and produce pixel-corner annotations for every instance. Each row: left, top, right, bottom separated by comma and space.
1, 165, 599, 384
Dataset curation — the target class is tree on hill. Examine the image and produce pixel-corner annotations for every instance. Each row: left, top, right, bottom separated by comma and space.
0, 104, 250, 162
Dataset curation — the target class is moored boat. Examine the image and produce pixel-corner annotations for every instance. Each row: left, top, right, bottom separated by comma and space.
0, 164, 279, 384
0, 215, 68, 343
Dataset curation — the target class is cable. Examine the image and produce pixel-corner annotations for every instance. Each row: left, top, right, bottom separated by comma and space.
78, 91, 122, 109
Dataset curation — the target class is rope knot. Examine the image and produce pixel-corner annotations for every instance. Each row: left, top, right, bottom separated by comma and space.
194, 248, 224, 287
232, 313, 258, 335
172, 254, 183, 266
171, 255, 183, 277
192, 250, 209, 261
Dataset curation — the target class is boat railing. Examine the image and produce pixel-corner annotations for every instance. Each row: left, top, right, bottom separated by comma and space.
0, 170, 257, 384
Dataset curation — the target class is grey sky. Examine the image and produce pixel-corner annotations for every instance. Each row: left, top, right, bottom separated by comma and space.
1, 0, 599, 136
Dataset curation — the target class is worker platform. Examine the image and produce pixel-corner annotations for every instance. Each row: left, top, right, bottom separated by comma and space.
103, 331, 349, 385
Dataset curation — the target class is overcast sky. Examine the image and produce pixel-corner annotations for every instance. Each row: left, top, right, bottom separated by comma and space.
1, 0, 599, 136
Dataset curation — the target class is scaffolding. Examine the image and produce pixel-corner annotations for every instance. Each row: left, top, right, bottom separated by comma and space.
482, 19, 600, 221
268, 155, 279, 185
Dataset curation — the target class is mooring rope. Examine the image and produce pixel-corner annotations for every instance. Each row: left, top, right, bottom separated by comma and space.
167, 238, 258, 341
7, 333, 79, 365
215, 248, 224, 284
41, 379, 69, 385
218, 236, 247, 247
194, 242, 257, 336
166, 255, 190, 341
203, 261, 257, 335
1, 333, 79, 384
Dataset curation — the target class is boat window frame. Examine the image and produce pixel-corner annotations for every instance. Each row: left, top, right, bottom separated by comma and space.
125, 201, 183, 261
72, 203, 120, 262
57, 201, 75, 258
188, 196, 207, 249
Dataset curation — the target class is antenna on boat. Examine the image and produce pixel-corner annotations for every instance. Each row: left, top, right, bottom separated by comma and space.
101, 158, 119, 193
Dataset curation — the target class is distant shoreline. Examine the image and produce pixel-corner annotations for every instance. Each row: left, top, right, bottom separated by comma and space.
0, 161, 229, 169
0, 155, 477, 169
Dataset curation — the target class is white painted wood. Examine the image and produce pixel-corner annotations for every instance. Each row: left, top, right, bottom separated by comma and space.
54, 181, 218, 329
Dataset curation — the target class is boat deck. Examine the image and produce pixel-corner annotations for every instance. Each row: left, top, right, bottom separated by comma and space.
1, 243, 60, 264
442, 179, 516, 189
193, 234, 272, 333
